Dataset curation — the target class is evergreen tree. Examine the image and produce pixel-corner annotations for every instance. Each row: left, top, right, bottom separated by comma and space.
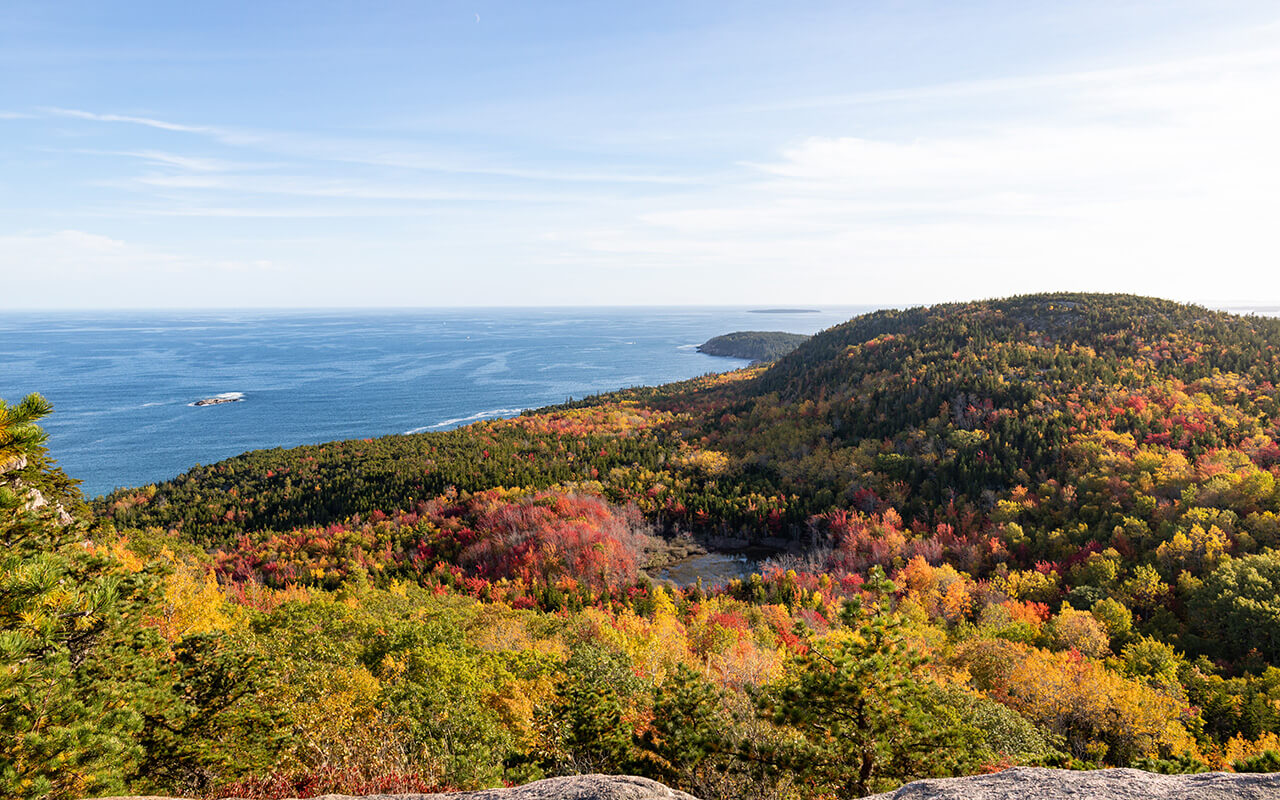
0, 395, 285, 798
0, 394, 163, 798
756, 568, 987, 796
539, 644, 643, 775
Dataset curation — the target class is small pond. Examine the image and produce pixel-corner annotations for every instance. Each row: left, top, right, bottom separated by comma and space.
654, 552, 758, 587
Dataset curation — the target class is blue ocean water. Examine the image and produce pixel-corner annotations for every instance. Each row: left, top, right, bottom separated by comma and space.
0, 307, 868, 497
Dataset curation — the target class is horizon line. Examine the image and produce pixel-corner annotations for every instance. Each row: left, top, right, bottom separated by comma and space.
2, 298, 1276, 313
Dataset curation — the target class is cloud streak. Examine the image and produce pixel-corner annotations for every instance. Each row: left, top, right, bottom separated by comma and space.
38, 106, 697, 185
43, 106, 230, 134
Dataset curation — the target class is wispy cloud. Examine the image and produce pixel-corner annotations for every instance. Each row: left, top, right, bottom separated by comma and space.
44, 106, 217, 133
97, 205, 444, 218
41, 106, 261, 146
39, 106, 696, 185
129, 173, 467, 201
39, 147, 270, 173
120, 150, 260, 172
319, 150, 700, 184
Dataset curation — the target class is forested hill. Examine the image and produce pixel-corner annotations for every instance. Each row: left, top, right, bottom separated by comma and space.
22, 293, 1280, 797
760, 293, 1280, 398
689, 292, 1280, 522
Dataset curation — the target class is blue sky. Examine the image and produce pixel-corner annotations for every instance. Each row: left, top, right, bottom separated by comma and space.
2, 1, 1279, 308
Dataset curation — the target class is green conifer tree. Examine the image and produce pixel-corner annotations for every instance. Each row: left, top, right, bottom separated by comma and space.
756, 567, 988, 797
0, 395, 286, 798
0, 394, 164, 798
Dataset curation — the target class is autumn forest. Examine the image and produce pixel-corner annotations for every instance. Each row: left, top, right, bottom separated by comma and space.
8, 293, 1280, 799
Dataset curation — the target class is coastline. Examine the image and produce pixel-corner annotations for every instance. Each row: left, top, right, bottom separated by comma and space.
10, 307, 866, 497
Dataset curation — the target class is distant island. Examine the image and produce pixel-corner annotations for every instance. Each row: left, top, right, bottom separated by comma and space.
697, 330, 810, 361
748, 308, 820, 313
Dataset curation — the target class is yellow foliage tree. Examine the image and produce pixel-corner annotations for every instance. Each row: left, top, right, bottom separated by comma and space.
1155, 524, 1229, 574
994, 568, 1060, 604
153, 559, 235, 641
1222, 732, 1280, 771
1005, 646, 1197, 764
1048, 604, 1111, 658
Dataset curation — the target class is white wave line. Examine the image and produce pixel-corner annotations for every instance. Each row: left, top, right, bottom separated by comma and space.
404, 406, 525, 434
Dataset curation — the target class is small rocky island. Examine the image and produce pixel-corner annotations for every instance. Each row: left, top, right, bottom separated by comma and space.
191, 395, 244, 407
697, 330, 810, 362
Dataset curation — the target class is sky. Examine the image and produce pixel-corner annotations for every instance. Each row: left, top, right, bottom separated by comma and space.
2, 1, 1279, 308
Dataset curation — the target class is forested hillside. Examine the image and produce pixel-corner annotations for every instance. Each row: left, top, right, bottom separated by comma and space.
11, 293, 1280, 799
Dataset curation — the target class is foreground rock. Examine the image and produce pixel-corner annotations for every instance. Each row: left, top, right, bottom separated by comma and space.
90, 774, 701, 800
866, 767, 1280, 799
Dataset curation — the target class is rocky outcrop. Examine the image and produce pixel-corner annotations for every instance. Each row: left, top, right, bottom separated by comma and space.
0, 452, 72, 524
192, 396, 243, 406
866, 767, 1280, 800
90, 774, 701, 800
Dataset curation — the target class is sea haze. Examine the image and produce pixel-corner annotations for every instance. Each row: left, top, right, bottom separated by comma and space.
1, 306, 867, 497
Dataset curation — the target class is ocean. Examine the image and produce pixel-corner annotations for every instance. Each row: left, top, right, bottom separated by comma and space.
1, 306, 869, 497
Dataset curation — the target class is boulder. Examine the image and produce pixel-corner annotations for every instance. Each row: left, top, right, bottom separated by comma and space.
866, 767, 1280, 800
